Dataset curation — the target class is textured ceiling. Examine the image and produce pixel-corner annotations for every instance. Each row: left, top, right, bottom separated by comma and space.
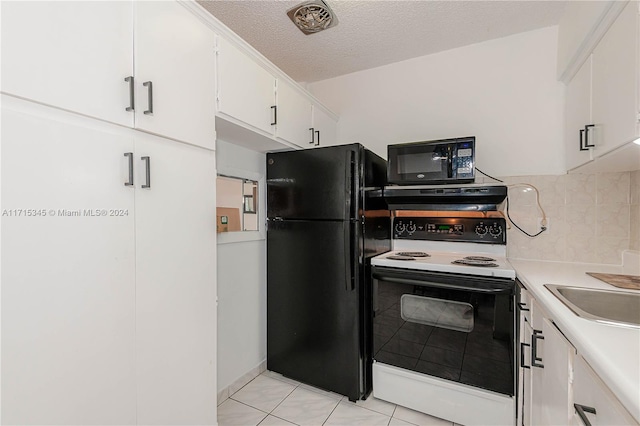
198, 0, 569, 83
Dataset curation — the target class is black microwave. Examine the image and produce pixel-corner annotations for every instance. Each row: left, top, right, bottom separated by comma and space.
387, 137, 475, 185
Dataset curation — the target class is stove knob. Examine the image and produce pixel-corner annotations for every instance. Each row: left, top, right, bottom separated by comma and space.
407, 222, 417, 235
489, 224, 503, 237
395, 222, 406, 235
475, 224, 488, 236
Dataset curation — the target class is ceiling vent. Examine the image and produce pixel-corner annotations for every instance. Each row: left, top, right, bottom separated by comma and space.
287, 0, 338, 35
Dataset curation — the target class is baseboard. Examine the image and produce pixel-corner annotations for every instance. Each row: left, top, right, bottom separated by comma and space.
217, 360, 267, 406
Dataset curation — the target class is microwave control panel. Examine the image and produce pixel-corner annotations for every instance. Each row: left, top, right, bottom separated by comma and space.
453, 141, 475, 179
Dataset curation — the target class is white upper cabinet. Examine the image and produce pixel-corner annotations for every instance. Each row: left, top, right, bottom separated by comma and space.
591, 0, 639, 156
311, 105, 338, 147
1, 1, 216, 150
275, 79, 313, 147
134, 1, 216, 150
0, 1, 134, 127
565, 56, 594, 170
563, 1, 639, 170
216, 36, 276, 135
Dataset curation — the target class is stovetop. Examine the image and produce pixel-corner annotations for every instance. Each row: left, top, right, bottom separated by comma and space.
371, 216, 516, 279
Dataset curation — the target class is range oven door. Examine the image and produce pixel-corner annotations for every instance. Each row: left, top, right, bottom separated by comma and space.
372, 266, 515, 396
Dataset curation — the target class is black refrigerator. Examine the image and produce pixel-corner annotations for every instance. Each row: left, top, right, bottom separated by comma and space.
266, 143, 390, 402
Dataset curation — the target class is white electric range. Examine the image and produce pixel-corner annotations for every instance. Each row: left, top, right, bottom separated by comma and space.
370, 216, 516, 426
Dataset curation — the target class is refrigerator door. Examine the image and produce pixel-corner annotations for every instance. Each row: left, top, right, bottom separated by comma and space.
267, 144, 360, 220
267, 219, 363, 401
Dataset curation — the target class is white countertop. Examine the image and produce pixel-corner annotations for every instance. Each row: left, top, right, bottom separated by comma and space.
509, 253, 640, 422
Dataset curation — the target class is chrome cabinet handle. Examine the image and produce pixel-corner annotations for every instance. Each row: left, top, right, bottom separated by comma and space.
271, 105, 277, 125
143, 81, 153, 115
309, 127, 315, 144
583, 124, 595, 148
315, 130, 320, 146
125, 76, 135, 112
574, 404, 596, 426
531, 329, 544, 368
124, 153, 134, 186
141, 156, 151, 189
520, 342, 530, 369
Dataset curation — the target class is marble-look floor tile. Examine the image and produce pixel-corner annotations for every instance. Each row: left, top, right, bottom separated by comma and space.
232, 374, 297, 413
350, 395, 397, 416
271, 386, 340, 425
218, 399, 267, 426
390, 418, 416, 426
298, 383, 343, 401
324, 401, 391, 425
258, 414, 298, 426
262, 370, 302, 387
393, 405, 453, 426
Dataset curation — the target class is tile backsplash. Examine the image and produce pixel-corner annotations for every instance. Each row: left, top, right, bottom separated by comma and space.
495, 170, 639, 265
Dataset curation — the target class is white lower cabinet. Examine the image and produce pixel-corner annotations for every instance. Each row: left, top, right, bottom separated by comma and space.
572, 355, 637, 426
530, 316, 574, 425
134, 132, 217, 424
1, 96, 217, 425
518, 289, 638, 426
1, 97, 137, 425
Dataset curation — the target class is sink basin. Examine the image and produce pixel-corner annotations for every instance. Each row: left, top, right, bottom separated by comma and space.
545, 285, 640, 328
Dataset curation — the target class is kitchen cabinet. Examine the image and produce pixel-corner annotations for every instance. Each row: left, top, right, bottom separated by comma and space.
216, 36, 276, 135
572, 355, 637, 425
517, 286, 532, 426
1, 98, 137, 425
590, 1, 639, 157
133, 1, 216, 150
519, 296, 573, 426
564, 56, 593, 170
564, 1, 640, 170
0, 1, 134, 127
1, 96, 217, 425
134, 132, 217, 424
311, 104, 338, 147
1, 1, 216, 150
275, 79, 313, 147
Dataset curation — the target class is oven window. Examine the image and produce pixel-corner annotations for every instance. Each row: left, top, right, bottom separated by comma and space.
397, 153, 444, 174
401, 295, 474, 333
374, 278, 514, 396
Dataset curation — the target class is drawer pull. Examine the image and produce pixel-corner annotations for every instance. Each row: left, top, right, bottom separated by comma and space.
574, 403, 596, 426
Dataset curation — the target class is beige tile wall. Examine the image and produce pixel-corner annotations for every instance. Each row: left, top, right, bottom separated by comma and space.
495, 171, 637, 264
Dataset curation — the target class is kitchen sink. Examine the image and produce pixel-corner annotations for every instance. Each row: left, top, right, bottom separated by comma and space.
545, 285, 640, 328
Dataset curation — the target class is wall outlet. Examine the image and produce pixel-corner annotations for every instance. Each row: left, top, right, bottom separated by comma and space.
538, 217, 549, 231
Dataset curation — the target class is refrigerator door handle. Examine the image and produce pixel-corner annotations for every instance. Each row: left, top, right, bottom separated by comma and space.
344, 150, 354, 219
344, 220, 356, 291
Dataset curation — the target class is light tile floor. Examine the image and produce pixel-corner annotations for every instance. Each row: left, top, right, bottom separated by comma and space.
218, 371, 459, 426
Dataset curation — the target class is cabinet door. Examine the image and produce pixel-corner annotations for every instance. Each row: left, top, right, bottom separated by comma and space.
572, 355, 637, 426
519, 315, 533, 426
530, 317, 574, 426
134, 133, 217, 425
276, 79, 313, 147
565, 56, 594, 170
312, 105, 338, 147
134, 1, 216, 150
216, 37, 276, 134
591, 1, 639, 155
1, 98, 136, 425
0, 1, 134, 127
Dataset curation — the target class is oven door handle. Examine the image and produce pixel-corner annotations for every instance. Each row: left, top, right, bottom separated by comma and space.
371, 271, 512, 294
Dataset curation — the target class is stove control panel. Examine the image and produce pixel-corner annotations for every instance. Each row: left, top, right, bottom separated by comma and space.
393, 217, 507, 244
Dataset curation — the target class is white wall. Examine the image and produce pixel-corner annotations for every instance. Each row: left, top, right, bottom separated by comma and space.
215, 140, 267, 392
308, 26, 565, 177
